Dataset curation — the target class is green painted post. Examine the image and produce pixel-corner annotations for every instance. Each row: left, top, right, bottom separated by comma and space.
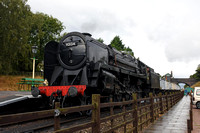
132, 93, 138, 133
92, 94, 100, 133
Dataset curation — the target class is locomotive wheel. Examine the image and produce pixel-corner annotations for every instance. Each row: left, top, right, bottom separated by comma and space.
49, 92, 56, 108
85, 98, 92, 116
81, 96, 92, 116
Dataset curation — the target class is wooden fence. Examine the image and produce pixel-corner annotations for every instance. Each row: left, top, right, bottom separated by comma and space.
0, 91, 184, 133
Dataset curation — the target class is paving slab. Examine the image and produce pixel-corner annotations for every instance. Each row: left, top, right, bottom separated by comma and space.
192, 105, 200, 133
144, 96, 190, 133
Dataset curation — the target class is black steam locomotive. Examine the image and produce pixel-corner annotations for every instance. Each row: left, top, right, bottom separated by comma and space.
32, 32, 160, 107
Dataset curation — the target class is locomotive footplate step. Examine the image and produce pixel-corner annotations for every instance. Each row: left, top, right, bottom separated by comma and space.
143, 96, 190, 133
0, 91, 33, 107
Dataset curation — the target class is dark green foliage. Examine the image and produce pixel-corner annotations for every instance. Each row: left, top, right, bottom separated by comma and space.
57, 32, 68, 41
110, 36, 134, 56
28, 13, 65, 71
190, 66, 200, 80
96, 38, 104, 43
124, 46, 134, 56
110, 36, 124, 51
0, 0, 65, 74
0, 0, 32, 74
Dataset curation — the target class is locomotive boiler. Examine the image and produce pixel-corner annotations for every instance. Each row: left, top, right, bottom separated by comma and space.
31, 32, 160, 108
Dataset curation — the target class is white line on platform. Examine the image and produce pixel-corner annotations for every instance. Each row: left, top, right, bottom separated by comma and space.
0, 96, 29, 107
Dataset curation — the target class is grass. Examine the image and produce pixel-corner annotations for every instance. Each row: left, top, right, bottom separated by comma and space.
0, 75, 43, 91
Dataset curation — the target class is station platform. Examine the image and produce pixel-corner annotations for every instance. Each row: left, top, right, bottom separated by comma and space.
0, 91, 32, 107
192, 104, 200, 133
144, 96, 190, 133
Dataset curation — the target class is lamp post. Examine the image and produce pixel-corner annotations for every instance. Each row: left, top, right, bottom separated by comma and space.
31, 45, 38, 79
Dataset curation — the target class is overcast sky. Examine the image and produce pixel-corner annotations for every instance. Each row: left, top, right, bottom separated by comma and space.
27, 0, 200, 78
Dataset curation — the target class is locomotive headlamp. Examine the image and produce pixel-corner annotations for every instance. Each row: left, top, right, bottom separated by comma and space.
68, 86, 78, 97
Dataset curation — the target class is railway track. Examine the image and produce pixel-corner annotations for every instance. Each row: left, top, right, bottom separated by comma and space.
0, 103, 132, 133
0, 114, 89, 133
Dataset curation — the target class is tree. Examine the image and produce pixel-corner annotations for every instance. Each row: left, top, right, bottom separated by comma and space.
0, 0, 32, 74
57, 32, 68, 41
110, 36, 124, 51
0, 0, 65, 74
96, 38, 104, 43
190, 65, 200, 80
28, 13, 65, 71
124, 46, 134, 56
110, 36, 134, 56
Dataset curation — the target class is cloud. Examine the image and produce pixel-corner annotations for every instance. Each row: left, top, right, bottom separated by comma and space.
79, 11, 136, 37
144, 6, 200, 63
165, 31, 200, 62
81, 11, 118, 33
27, 0, 200, 78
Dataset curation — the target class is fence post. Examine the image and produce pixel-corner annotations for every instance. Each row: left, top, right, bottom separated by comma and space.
132, 93, 138, 133
190, 110, 193, 130
110, 97, 114, 132
179, 91, 181, 101
174, 92, 177, 103
166, 92, 169, 111
92, 94, 100, 133
149, 93, 154, 122
159, 92, 164, 114
190, 96, 193, 130
171, 92, 174, 107
123, 98, 126, 133
54, 102, 60, 131
173, 92, 175, 105
187, 119, 191, 133
169, 92, 172, 108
